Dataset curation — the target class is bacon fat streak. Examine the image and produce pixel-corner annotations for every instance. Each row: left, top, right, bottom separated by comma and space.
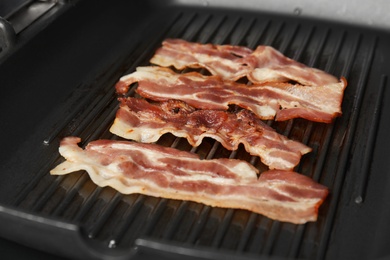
51, 137, 328, 224
150, 38, 341, 87
116, 66, 347, 123
109, 97, 311, 170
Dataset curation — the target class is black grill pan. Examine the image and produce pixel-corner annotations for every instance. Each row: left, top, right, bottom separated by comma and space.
1, 0, 390, 259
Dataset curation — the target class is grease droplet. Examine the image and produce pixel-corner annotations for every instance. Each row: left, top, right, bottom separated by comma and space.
108, 240, 116, 248
355, 196, 363, 204
293, 7, 302, 16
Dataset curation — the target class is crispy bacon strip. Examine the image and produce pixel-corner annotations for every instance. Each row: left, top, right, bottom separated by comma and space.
116, 66, 347, 123
50, 137, 328, 224
150, 38, 341, 86
109, 97, 311, 170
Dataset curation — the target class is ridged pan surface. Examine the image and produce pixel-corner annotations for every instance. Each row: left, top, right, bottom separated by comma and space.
1, 1, 390, 259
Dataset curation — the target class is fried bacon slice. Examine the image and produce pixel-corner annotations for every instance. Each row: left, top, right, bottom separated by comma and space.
150, 38, 341, 86
50, 137, 328, 224
109, 97, 311, 170
116, 66, 347, 123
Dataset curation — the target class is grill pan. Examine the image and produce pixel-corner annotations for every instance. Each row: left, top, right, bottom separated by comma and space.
1, 0, 390, 259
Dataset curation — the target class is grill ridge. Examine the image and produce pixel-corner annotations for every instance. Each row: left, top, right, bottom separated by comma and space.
216, 16, 243, 44
279, 23, 300, 53
317, 33, 378, 259
264, 21, 285, 46
72, 186, 103, 222
308, 28, 330, 68
51, 173, 90, 217
235, 212, 257, 252
231, 17, 256, 46
197, 15, 227, 44
284, 25, 332, 259
249, 217, 272, 254
245, 20, 315, 257
31, 175, 65, 212
289, 34, 348, 234
183, 13, 212, 41
211, 209, 235, 248
141, 198, 169, 237
108, 195, 146, 247
354, 74, 387, 203
309, 30, 346, 183
164, 12, 272, 247
12, 155, 59, 206
74, 94, 117, 141
87, 193, 123, 239
43, 83, 104, 145
185, 206, 211, 244
162, 201, 189, 240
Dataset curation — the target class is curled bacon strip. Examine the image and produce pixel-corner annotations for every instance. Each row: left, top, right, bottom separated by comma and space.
109, 97, 311, 170
116, 66, 347, 123
150, 38, 341, 86
51, 137, 328, 224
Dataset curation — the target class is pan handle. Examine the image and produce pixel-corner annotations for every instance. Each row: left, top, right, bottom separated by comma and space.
133, 237, 272, 260
0, 204, 137, 260
0, 17, 16, 58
